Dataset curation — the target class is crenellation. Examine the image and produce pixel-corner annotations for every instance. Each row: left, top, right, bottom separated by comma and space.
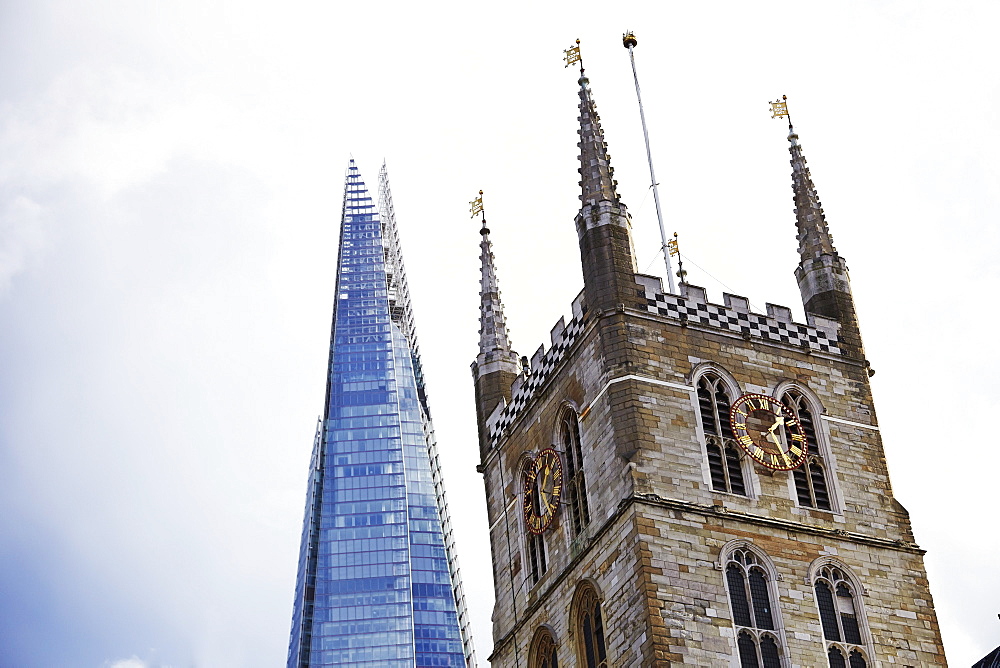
723, 292, 750, 313
507, 373, 525, 405
681, 282, 708, 304
634, 272, 663, 295
549, 316, 566, 347
766, 302, 794, 323
529, 344, 546, 375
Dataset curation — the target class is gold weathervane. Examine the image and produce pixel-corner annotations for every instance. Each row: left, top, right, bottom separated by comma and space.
470, 190, 484, 219
770, 95, 792, 126
564, 39, 581, 69
668, 232, 687, 283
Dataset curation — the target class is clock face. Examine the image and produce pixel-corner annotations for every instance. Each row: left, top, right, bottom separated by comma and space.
729, 393, 808, 471
523, 448, 564, 535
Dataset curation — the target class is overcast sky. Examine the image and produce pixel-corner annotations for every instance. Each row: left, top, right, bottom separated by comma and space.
1, 1, 997, 666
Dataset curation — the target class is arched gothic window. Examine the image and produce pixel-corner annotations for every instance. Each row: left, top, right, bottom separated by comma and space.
575, 584, 608, 668
697, 373, 747, 496
529, 627, 558, 668
522, 459, 547, 585
827, 646, 869, 668
814, 565, 869, 666
737, 630, 782, 668
725, 547, 784, 668
560, 408, 590, 537
780, 389, 832, 510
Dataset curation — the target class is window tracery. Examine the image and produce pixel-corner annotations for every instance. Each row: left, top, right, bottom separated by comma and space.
813, 564, 870, 667
780, 389, 832, 510
529, 627, 558, 668
521, 459, 547, 584
725, 546, 785, 668
697, 372, 747, 495
827, 645, 869, 668
559, 408, 590, 537
574, 583, 608, 668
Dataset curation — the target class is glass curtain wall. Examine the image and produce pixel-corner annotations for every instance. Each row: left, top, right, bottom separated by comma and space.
288, 162, 466, 667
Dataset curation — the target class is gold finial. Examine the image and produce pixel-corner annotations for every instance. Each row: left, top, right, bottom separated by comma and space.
667, 234, 679, 257
623, 31, 637, 49
564, 39, 582, 69
470, 190, 484, 219
668, 232, 687, 283
770, 94, 792, 127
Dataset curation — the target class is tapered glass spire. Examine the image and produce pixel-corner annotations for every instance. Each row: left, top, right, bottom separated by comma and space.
288, 161, 473, 668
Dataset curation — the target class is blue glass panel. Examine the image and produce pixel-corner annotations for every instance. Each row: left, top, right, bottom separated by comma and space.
288, 163, 465, 667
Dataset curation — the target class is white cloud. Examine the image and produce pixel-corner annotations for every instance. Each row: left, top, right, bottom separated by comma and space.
0, 194, 44, 294
105, 657, 151, 668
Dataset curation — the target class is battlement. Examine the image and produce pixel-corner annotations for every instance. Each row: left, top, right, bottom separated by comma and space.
485, 291, 587, 446
484, 278, 841, 449
636, 274, 841, 355
636, 275, 841, 355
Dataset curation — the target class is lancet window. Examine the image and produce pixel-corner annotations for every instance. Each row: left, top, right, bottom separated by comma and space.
529, 627, 558, 668
697, 373, 747, 496
559, 408, 590, 538
814, 565, 869, 667
574, 584, 608, 668
522, 459, 547, 585
725, 547, 784, 668
827, 646, 869, 668
780, 389, 832, 510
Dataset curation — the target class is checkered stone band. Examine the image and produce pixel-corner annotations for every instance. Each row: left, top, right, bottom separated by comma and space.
487, 316, 586, 445
486, 292, 840, 447
644, 291, 841, 355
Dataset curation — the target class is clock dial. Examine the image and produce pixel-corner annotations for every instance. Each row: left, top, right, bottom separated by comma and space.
729, 393, 808, 471
523, 448, 564, 534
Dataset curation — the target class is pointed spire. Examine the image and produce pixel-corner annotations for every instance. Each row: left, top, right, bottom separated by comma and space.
577, 67, 620, 206
773, 98, 867, 363
788, 125, 838, 262
478, 213, 516, 361
565, 39, 639, 316
471, 191, 520, 458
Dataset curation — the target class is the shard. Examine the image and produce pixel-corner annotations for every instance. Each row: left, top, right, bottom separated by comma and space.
287, 161, 475, 667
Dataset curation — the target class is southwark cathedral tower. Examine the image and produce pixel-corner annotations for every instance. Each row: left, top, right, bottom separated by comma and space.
471, 47, 947, 668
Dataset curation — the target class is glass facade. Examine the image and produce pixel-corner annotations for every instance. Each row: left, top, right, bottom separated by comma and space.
288, 162, 470, 667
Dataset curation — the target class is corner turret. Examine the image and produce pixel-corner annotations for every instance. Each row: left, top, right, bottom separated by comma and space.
779, 105, 866, 362
570, 43, 640, 316
471, 197, 521, 460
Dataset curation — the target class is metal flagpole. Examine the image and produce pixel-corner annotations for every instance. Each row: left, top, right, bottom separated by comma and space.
623, 31, 676, 294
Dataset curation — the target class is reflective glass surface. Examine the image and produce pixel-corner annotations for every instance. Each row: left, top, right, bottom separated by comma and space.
289, 163, 464, 667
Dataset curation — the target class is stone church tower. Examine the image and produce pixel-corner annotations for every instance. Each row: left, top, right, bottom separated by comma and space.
470, 56, 947, 667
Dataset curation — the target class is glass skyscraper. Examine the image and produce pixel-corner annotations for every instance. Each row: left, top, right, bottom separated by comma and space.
287, 161, 474, 667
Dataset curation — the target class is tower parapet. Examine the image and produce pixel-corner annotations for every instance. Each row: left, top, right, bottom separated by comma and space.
642, 276, 841, 355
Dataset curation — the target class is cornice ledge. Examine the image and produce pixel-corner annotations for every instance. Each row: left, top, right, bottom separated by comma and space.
632, 493, 924, 554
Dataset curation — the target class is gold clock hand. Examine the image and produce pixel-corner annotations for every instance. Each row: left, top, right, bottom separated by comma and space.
766, 416, 785, 449
539, 464, 550, 505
